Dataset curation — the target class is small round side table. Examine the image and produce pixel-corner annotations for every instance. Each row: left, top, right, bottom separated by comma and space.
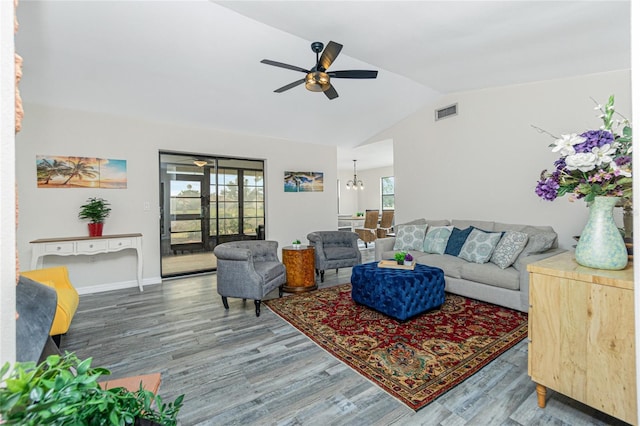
282, 245, 317, 293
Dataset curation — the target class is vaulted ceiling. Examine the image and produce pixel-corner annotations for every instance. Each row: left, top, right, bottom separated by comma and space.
15, 1, 631, 170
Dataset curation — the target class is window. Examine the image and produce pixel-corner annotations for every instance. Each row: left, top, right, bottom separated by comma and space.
381, 176, 395, 209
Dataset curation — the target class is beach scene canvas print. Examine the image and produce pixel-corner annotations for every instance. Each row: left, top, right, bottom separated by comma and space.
284, 171, 324, 192
36, 155, 127, 189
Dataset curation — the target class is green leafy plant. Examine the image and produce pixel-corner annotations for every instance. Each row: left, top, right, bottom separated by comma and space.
78, 197, 112, 224
292, 239, 301, 245
394, 251, 407, 264
0, 353, 183, 426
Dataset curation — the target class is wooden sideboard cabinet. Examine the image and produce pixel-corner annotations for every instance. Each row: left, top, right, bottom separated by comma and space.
527, 251, 636, 425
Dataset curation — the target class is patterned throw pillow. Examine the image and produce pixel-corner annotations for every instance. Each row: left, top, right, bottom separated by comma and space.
458, 228, 502, 264
393, 224, 428, 251
519, 232, 557, 258
444, 227, 474, 256
423, 226, 453, 254
490, 231, 529, 269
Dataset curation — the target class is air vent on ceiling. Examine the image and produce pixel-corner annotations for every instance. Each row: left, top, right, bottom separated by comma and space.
435, 103, 458, 121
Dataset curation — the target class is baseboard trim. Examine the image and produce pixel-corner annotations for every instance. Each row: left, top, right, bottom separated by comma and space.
76, 277, 162, 295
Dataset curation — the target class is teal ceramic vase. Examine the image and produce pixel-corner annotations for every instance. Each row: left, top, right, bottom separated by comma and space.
575, 196, 628, 270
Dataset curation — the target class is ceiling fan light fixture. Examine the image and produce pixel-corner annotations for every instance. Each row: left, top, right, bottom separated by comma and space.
193, 160, 208, 167
305, 71, 330, 92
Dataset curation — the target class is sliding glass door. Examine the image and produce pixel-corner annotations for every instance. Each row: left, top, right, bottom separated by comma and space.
159, 152, 265, 277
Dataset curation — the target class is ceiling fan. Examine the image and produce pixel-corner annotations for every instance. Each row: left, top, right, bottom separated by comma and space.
260, 41, 378, 100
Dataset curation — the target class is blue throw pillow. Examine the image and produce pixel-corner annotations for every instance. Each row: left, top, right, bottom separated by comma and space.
444, 226, 473, 256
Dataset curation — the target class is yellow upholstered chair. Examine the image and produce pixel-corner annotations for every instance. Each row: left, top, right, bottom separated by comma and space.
21, 266, 79, 344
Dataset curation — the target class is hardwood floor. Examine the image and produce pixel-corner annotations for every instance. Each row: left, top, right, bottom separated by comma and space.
63, 246, 630, 425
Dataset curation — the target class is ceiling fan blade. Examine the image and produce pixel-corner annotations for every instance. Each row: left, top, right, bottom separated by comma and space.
318, 41, 343, 71
274, 78, 305, 93
324, 84, 339, 100
261, 59, 309, 74
327, 70, 378, 79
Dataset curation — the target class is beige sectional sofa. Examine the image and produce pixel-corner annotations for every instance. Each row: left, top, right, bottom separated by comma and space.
374, 219, 566, 312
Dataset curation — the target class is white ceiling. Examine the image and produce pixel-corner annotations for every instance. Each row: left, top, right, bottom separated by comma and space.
15, 1, 630, 171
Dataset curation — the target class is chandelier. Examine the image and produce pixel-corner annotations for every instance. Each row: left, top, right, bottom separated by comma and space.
346, 160, 364, 190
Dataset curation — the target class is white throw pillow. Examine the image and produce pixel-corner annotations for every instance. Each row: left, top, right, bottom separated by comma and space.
393, 224, 428, 251
458, 228, 502, 264
423, 226, 454, 254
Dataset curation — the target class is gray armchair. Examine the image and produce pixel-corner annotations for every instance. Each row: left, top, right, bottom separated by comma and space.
307, 231, 362, 282
213, 241, 286, 317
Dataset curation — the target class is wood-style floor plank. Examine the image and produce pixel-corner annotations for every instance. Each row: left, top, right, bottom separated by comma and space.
62, 247, 630, 425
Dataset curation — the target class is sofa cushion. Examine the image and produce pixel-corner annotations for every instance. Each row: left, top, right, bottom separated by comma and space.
415, 253, 466, 278
400, 218, 427, 226
425, 219, 451, 227
490, 231, 529, 269
451, 219, 495, 231
458, 228, 502, 264
423, 226, 453, 254
444, 226, 473, 256
393, 224, 428, 251
518, 229, 557, 258
460, 262, 520, 290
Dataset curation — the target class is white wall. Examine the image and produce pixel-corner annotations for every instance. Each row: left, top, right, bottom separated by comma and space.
368, 70, 631, 250
1, 0, 17, 364
16, 104, 337, 293
338, 165, 394, 215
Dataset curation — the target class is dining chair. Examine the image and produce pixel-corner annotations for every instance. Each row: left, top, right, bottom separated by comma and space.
355, 209, 379, 248
377, 210, 395, 238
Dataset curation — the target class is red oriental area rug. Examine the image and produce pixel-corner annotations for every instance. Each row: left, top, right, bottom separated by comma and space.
265, 284, 528, 411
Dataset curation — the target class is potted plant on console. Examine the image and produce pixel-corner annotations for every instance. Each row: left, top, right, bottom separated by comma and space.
78, 197, 111, 237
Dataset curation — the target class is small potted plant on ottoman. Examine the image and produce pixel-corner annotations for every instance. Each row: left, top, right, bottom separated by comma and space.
394, 251, 406, 265
404, 253, 414, 266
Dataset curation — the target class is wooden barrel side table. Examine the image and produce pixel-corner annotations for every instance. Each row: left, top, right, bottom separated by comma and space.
282, 245, 317, 293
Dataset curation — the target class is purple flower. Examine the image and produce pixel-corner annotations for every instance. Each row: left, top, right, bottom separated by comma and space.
553, 158, 566, 171
573, 130, 614, 153
615, 155, 632, 166
405, 253, 413, 261
535, 176, 560, 201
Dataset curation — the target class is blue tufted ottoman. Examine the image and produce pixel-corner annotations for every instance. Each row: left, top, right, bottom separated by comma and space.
350, 261, 445, 321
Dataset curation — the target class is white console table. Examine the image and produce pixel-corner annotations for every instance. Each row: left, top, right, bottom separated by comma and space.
30, 233, 144, 291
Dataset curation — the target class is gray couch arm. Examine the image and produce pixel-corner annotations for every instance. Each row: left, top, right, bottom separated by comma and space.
375, 237, 396, 261
514, 248, 567, 311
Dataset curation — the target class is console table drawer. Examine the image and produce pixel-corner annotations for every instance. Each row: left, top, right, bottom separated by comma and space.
109, 238, 134, 250
77, 240, 109, 253
44, 242, 74, 254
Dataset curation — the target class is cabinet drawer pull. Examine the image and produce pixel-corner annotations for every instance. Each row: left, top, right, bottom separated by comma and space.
56, 246, 61, 251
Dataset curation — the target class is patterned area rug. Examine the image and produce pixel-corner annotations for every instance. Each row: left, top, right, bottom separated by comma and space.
265, 284, 528, 411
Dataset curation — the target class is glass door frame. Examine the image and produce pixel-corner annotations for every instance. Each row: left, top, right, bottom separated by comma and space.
159, 151, 265, 278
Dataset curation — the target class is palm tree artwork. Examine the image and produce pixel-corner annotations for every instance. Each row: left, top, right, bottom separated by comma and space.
35, 155, 127, 189
61, 158, 98, 185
